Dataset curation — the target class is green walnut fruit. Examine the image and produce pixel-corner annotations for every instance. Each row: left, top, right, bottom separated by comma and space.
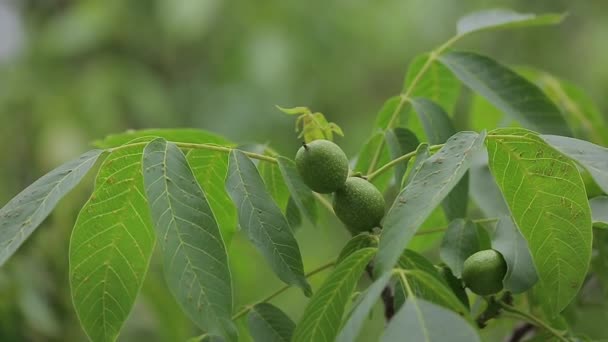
461, 249, 507, 296
333, 177, 385, 234
295, 139, 349, 193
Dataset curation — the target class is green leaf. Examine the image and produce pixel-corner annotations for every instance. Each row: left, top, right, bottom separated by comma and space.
69, 147, 153, 342
541, 135, 608, 194
385, 128, 420, 184
187, 149, 237, 246
143, 138, 236, 340
247, 303, 295, 342
276, 157, 318, 225
336, 272, 393, 342
0, 149, 102, 266
226, 150, 311, 295
411, 98, 468, 220
292, 248, 376, 342
489, 216, 538, 293
381, 296, 480, 342
519, 67, 608, 145
486, 128, 592, 314
355, 132, 392, 191
94, 128, 232, 148
396, 269, 469, 316
376, 131, 486, 275
590, 196, 608, 229
286, 197, 303, 229
456, 9, 565, 36
403, 54, 460, 112
439, 51, 571, 136
401, 143, 430, 189
374, 96, 407, 130
440, 219, 480, 277
469, 150, 510, 217
336, 232, 379, 265
259, 161, 290, 211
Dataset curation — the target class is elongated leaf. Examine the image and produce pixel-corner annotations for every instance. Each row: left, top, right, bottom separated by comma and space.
381, 296, 480, 342
411, 98, 468, 220
486, 128, 592, 313
70, 147, 153, 342
401, 143, 430, 189
336, 232, 378, 264
590, 196, 608, 229
519, 67, 608, 145
94, 128, 231, 148
541, 135, 608, 194
336, 272, 392, 342
403, 54, 460, 112
276, 157, 318, 225
469, 149, 510, 217
385, 128, 419, 184
143, 138, 236, 340
355, 132, 391, 191
187, 149, 237, 246
374, 96, 406, 130
457, 9, 565, 36
440, 219, 480, 277
396, 269, 469, 316
376, 131, 486, 275
490, 216, 538, 293
259, 161, 290, 211
292, 248, 376, 342
0, 149, 102, 266
439, 51, 571, 136
248, 303, 295, 342
226, 150, 311, 295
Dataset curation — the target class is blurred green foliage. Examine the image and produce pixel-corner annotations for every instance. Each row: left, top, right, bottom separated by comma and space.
0, 0, 607, 341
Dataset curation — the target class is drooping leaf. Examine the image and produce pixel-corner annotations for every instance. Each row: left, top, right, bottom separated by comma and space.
376, 131, 486, 275
469, 149, 510, 217
541, 135, 608, 194
403, 54, 461, 113
143, 138, 236, 340
187, 149, 237, 245
401, 143, 430, 189
381, 295, 480, 342
590, 196, 608, 229
439, 51, 571, 136
226, 150, 311, 295
411, 98, 468, 220
489, 216, 538, 293
395, 269, 469, 317
0, 149, 102, 266
259, 161, 290, 211
94, 128, 231, 148
336, 272, 393, 342
519, 67, 608, 145
486, 128, 592, 314
70, 146, 153, 342
276, 157, 318, 225
336, 232, 378, 264
385, 128, 419, 185
247, 303, 295, 342
440, 219, 480, 277
456, 9, 565, 36
292, 248, 376, 342
355, 132, 392, 191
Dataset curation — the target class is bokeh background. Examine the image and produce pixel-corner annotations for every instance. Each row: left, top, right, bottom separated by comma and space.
1, 0, 607, 341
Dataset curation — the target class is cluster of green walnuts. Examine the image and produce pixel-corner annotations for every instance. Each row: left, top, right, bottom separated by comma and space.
294, 139, 508, 297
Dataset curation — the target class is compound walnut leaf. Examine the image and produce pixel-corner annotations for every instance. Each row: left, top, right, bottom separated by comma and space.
486, 128, 592, 314
1, 149, 102, 267
143, 138, 236, 341
292, 248, 376, 342
226, 150, 311, 295
376, 131, 486, 275
70, 146, 153, 342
